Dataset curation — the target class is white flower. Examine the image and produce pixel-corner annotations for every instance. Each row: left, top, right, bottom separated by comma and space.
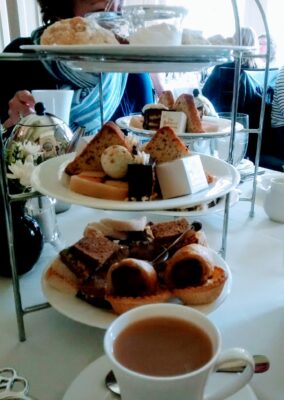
132, 150, 150, 165
7, 159, 36, 188
22, 141, 42, 158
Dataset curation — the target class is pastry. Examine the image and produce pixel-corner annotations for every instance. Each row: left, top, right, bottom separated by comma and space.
142, 103, 168, 130
182, 29, 210, 45
163, 243, 227, 305
127, 163, 156, 200
105, 290, 171, 315
171, 267, 227, 305
65, 122, 131, 175
69, 174, 129, 200
105, 257, 170, 314
60, 229, 120, 279
45, 257, 79, 295
158, 90, 175, 109
40, 16, 119, 45
151, 218, 190, 246
100, 145, 133, 179
106, 258, 158, 297
143, 126, 190, 164
173, 94, 205, 133
164, 243, 215, 289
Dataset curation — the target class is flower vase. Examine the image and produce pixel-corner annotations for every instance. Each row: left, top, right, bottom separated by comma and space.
0, 201, 44, 277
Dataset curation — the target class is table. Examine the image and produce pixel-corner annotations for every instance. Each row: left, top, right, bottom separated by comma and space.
0, 174, 284, 400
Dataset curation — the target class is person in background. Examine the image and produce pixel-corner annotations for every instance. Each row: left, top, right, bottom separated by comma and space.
1, 0, 154, 135
201, 26, 261, 113
258, 34, 277, 68
201, 27, 264, 162
270, 65, 284, 162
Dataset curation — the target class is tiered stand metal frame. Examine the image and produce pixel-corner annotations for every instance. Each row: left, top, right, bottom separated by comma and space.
0, 0, 271, 341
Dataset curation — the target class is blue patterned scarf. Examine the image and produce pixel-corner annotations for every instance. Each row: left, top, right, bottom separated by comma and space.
31, 27, 128, 135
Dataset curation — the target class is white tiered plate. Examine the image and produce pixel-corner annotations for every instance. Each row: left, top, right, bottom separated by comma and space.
31, 153, 240, 211
146, 189, 239, 217
116, 115, 243, 139
20, 44, 254, 73
63, 356, 257, 400
42, 248, 232, 329
21, 44, 250, 60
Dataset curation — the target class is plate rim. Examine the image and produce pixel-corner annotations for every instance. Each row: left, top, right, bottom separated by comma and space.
146, 188, 239, 217
115, 115, 243, 138
31, 153, 240, 211
21, 44, 254, 51
20, 44, 253, 59
42, 247, 232, 329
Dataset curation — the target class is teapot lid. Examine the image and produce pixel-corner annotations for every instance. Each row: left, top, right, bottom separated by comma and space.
18, 102, 66, 127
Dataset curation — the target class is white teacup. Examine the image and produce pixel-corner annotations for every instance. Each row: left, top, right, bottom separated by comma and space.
264, 176, 284, 223
31, 89, 74, 125
104, 303, 254, 400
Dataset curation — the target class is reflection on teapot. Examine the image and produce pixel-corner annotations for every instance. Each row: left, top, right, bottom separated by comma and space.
264, 176, 284, 223
6, 102, 73, 162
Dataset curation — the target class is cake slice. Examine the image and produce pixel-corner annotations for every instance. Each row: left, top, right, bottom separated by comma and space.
173, 93, 205, 133
150, 218, 190, 246
65, 122, 131, 175
59, 229, 120, 280
143, 126, 190, 164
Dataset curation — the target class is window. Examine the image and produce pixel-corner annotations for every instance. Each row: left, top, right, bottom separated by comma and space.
0, 0, 41, 51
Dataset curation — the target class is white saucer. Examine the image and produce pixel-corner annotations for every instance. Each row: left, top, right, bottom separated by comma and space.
63, 356, 257, 400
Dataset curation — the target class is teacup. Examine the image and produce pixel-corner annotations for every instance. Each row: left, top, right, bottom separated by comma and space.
104, 303, 254, 400
264, 176, 284, 223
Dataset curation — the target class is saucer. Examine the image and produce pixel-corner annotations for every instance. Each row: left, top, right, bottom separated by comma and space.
63, 356, 258, 400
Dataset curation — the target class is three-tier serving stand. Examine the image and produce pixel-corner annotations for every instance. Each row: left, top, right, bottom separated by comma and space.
0, 0, 271, 341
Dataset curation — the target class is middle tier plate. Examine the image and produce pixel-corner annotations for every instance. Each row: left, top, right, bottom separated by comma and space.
116, 115, 243, 139
31, 153, 240, 211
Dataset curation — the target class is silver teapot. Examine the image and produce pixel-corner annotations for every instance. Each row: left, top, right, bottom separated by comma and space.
6, 102, 73, 162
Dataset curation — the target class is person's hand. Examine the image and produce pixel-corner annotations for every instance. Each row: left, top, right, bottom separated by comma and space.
3, 90, 35, 129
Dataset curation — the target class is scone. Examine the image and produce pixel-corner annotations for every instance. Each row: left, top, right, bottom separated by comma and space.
40, 16, 119, 45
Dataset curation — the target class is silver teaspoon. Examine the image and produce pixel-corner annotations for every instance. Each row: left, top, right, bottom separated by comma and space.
105, 355, 270, 396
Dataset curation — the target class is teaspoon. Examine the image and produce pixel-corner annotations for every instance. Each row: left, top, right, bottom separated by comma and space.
105, 355, 270, 396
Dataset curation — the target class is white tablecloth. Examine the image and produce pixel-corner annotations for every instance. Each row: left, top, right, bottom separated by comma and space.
0, 175, 284, 400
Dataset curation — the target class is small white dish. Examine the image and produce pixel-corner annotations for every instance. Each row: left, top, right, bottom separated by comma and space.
63, 355, 258, 400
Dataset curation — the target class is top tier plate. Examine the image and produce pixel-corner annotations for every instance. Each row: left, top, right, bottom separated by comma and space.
21, 44, 251, 60
20, 44, 252, 73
